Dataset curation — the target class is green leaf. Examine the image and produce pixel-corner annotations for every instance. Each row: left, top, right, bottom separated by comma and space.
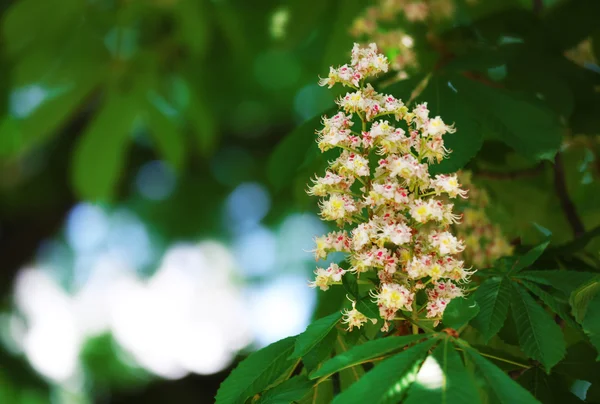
553, 341, 600, 384
510, 283, 566, 372
335, 333, 365, 391
215, 337, 299, 404
570, 276, 600, 323
581, 293, 600, 360
442, 295, 480, 330
298, 378, 334, 404
302, 328, 338, 373
310, 334, 429, 380
542, 0, 600, 52
471, 277, 511, 342
355, 299, 380, 326
518, 367, 583, 404
174, 0, 211, 57
518, 270, 598, 296
71, 93, 139, 201
450, 74, 562, 161
12, 68, 104, 158
188, 92, 217, 155
510, 240, 551, 274
320, 0, 366, 72
415, 74, 484, 175
342, 273, 359, 300
256, 376, 314, 404
144, 101, 186, 171
520, 280, 580, 330
464, 345, 539, 404
404, 339, 481, 404
331, 338, 438, 404
267, 108, 334, 191
291, 312, 342, 359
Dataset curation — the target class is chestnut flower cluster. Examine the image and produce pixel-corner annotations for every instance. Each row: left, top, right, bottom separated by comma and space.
308, 43, 474, 332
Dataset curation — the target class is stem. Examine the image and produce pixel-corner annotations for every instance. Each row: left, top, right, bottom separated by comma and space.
471, 351, 531, 369
411, 299, 419, 334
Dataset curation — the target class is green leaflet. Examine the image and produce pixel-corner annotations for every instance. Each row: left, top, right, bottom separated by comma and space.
442, 295, 480, 330
331, 338, 438, 404
297, 378, 334, 404
266, 107, 334, 191
144, 100, 186, 171
517, 270, 597, 296
215, 337, 299, 404
71, 92, 139, 201
471, 277, 511, 342
310, 333, 429, 380
302, 327, 338, 373
520, 280, 579, 330
448, 74, 562, 161
290, 311, 342, 359
335, 333, 365, 391
413, 74, 484, 175
518, 367, 583, 403
510, 283, 566, 372
569, 275, 600, 323
581, 293, 600, 360
510, 240, 551, 274
464, 345, 539, 404
256, 376, 314, 404
404, 339, 481, 404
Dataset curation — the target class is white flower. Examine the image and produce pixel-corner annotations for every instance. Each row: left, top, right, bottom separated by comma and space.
342, 299, 377, 331
429, 231, 465, 255
373, 283, 414, 312
431, 174, 467, 198
426, 116, 455, 137
319, 194, 358, 221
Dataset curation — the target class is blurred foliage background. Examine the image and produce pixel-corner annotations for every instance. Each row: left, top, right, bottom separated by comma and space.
0, 0, 599, 402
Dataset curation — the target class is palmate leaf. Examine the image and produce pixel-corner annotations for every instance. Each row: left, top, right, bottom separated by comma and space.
310, 333, 429, 380
290, 312, 341, 359
510, 283, 566, 372
331, 338, 438, 404
471, 277, 511, 341
404, 339, 481, 404
215, 337, 299, 404
256, 376, 314, 404
463, 345, 539, 404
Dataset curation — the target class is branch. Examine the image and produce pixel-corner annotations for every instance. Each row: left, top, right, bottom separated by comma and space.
553, 152, 585, 238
